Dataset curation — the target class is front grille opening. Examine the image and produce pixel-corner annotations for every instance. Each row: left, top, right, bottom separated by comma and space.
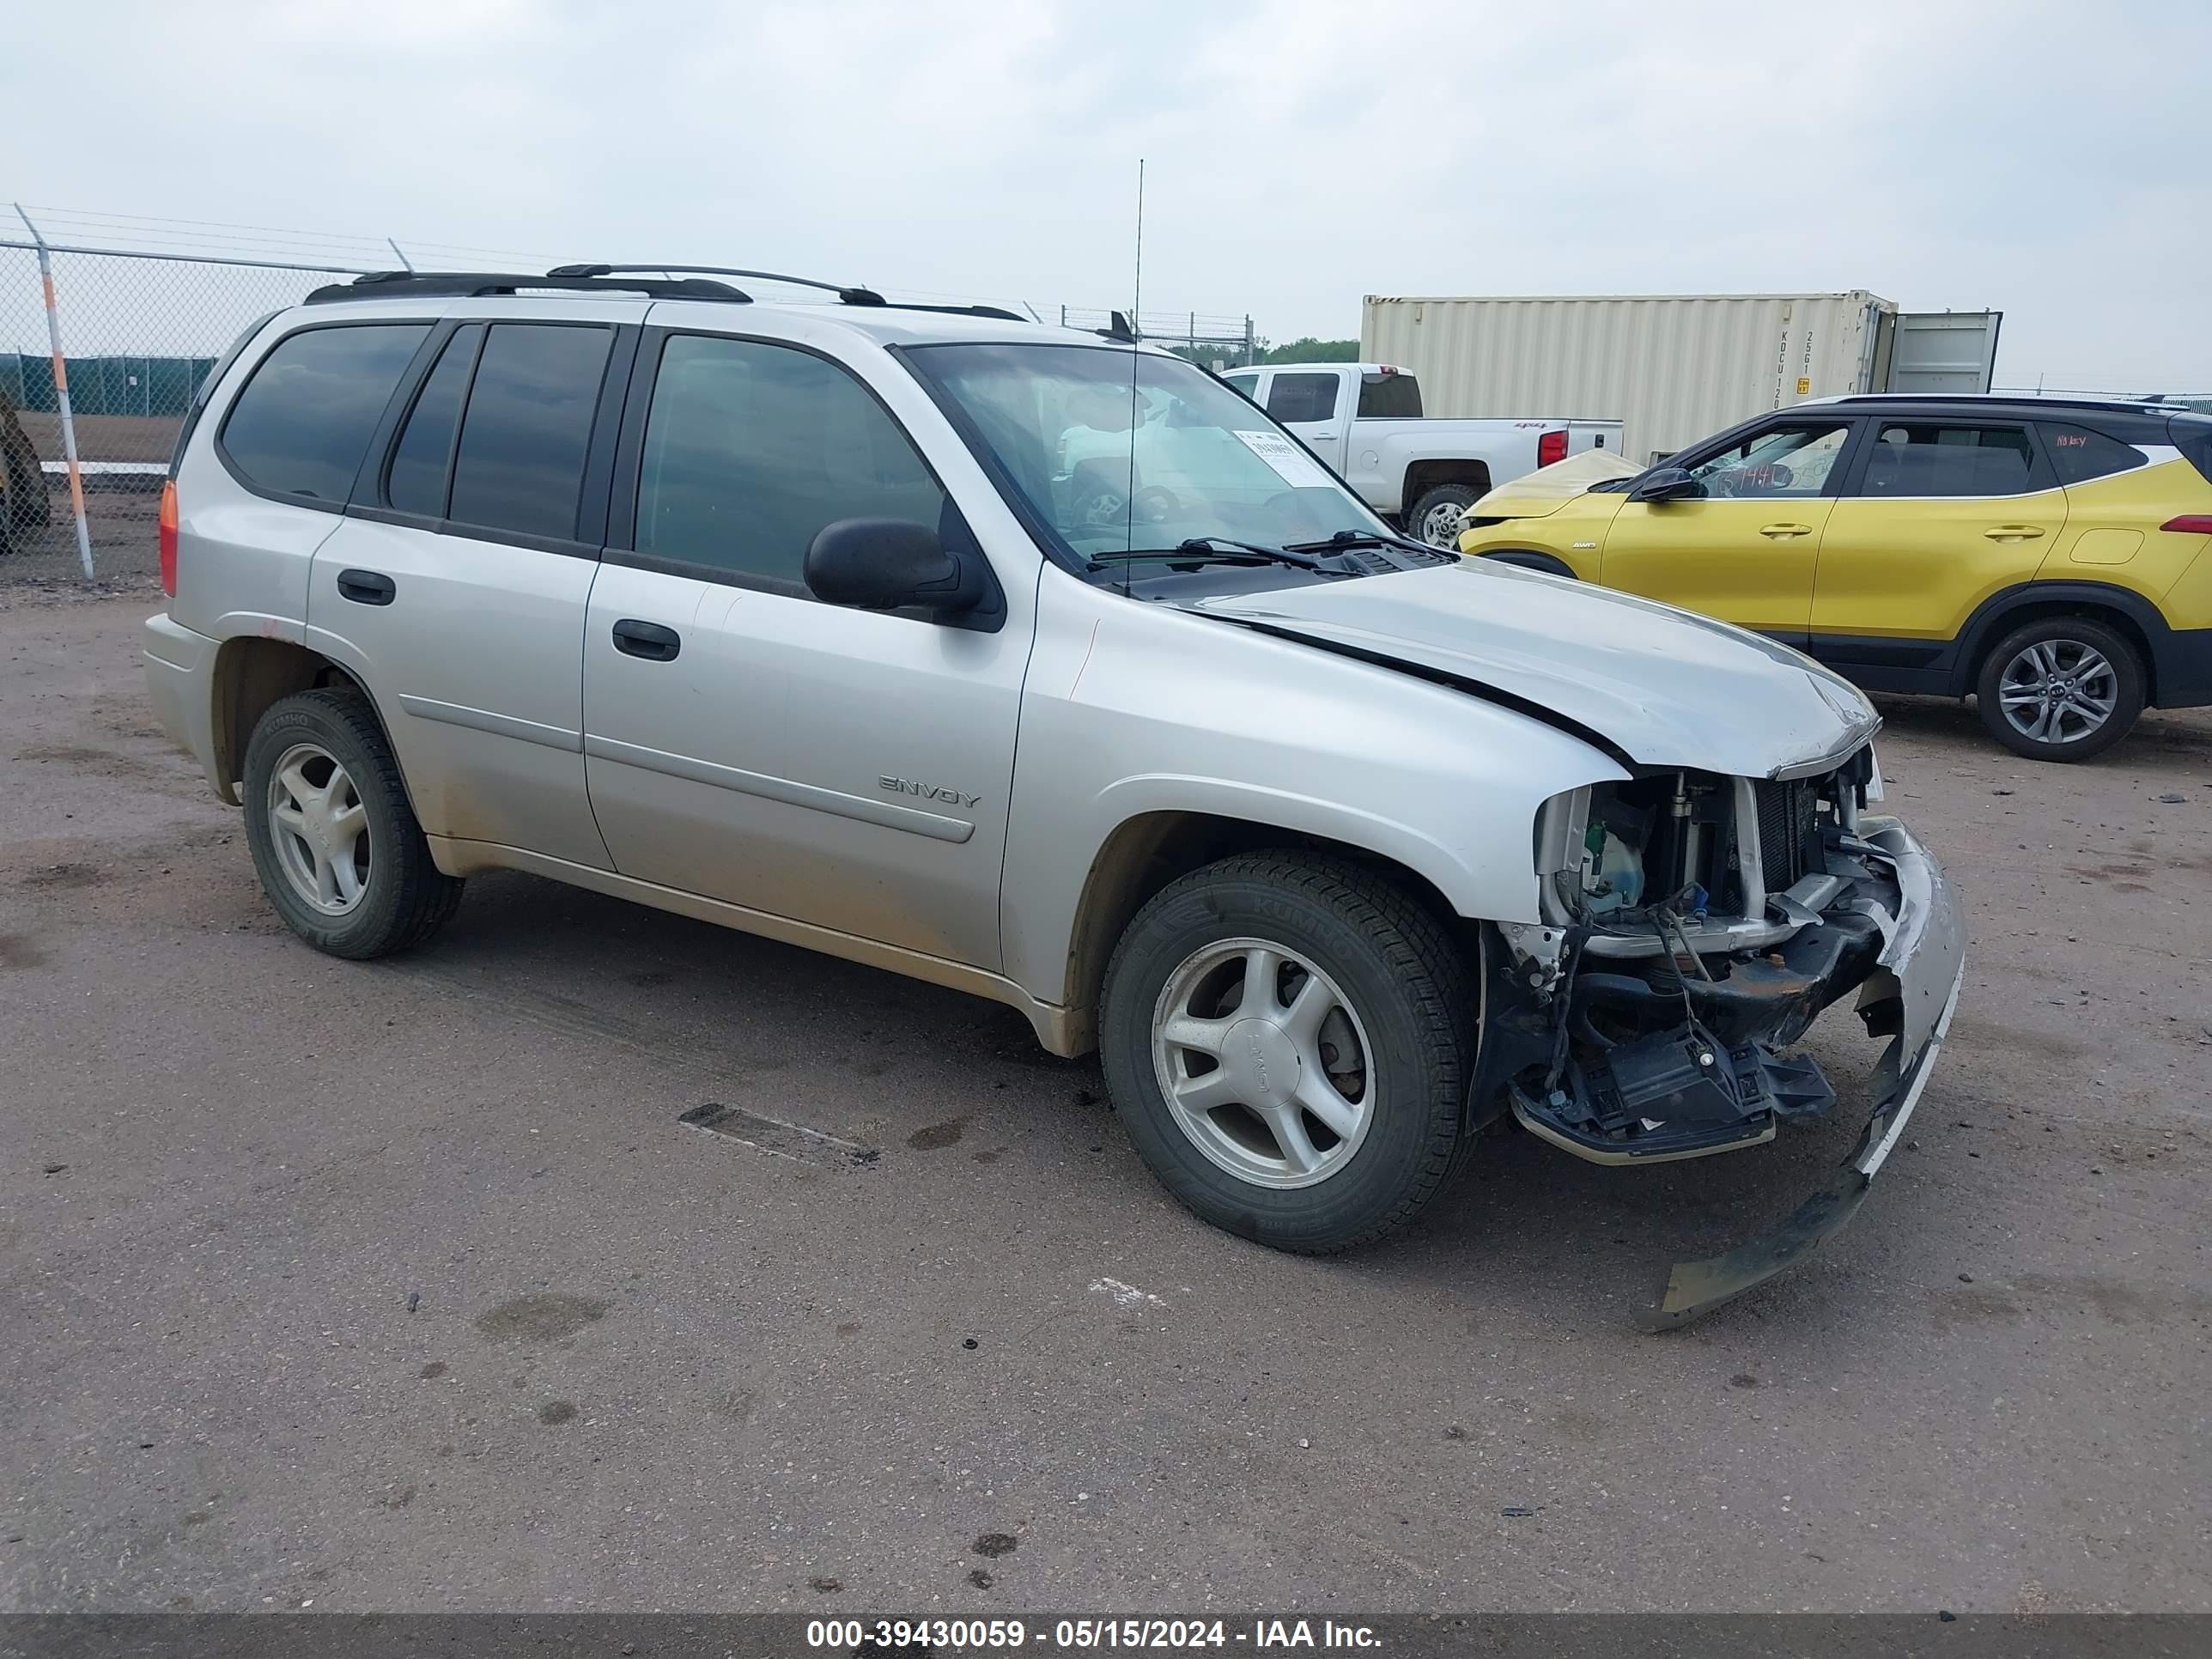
1755, 779, 1819, 890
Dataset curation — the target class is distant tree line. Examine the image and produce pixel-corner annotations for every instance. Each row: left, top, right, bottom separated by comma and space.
1259, 338, 1359, 362
1154, 337, 1361, 368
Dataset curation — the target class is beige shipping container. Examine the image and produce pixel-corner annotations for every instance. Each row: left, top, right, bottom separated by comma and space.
1359, 293, 2002, 465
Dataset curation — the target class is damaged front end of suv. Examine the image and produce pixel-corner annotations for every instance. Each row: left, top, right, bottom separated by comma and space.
1479, 739, 1966, 1328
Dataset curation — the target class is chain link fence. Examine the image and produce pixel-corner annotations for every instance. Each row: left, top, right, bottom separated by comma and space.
0, 237, 374, 587
0, 212, 1260, 590
1056, 307, 1258, 369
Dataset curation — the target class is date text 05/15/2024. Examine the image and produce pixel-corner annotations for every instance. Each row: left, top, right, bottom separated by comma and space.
805, 1618, 1383, 1649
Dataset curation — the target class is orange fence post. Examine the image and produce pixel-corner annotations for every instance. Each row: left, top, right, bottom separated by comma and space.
15, 204, 94, 580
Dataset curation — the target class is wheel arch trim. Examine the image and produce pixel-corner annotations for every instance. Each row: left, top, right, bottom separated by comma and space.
1049, 793, 1522, 1048
1951, 580, 2173, 703
210, 632, 408, 809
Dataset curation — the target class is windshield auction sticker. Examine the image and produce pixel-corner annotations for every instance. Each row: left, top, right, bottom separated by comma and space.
1233, 429, 1337, 489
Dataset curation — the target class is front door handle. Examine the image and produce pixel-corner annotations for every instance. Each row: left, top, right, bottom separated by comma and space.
1984, 526, 2047, 541
1758, 523, 1814, 538
336, 568, 396, 605
611, 618, 681, 662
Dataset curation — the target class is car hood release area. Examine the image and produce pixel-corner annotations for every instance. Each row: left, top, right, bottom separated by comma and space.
1188, 560, 1881, 777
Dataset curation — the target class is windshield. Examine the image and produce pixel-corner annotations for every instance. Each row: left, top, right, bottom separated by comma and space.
903, 343, 1392, 567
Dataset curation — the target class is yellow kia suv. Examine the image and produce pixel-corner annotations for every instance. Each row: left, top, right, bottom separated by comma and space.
1458, 395, 2212, 760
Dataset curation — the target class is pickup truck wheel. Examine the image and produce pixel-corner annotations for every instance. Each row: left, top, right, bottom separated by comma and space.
1973, 616, 2143, 762
241, 689, 464, 959
1407, 483, 1480, 550
1100, 853, 1476, 1253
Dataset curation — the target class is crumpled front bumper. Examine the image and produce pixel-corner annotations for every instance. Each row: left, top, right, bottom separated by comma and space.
1637, 817, 1966, 1330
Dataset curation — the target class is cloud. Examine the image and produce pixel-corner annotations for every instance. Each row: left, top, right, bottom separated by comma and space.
9, 0, 2210, 386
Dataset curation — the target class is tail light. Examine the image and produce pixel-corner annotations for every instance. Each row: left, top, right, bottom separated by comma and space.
2160, 514, 2212, 534
1538, 429, 1569, 468
158, 479, 179, 596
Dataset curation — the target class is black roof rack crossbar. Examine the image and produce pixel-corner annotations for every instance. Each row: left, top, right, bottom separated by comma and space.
302, 270, 751, 305
548, 264, 886, 307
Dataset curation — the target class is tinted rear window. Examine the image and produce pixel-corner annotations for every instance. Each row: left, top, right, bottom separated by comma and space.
1357, 374, 1422, 418
2041, 422, 2146, 486
384, 325, 482, 518
169, 310, 280, 477
2172, 418, 2212, 485
220, 324, 428, 503
447, 323, 613, 541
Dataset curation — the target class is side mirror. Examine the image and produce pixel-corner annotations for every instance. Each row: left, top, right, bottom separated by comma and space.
805, 519, 985, 619
1628, 465, 1705, 504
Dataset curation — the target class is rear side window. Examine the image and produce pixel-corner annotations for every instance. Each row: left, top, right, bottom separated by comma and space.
1222, 374, 1260, 403
634, 334, 945, 587
1267, 373, 1339, 423
1860, 423, 2037, 497
384, 325, 482, 518
169, 310, 280, 477
1357, 374, 1422, 418
447, 324, 614, 541
2166, 418, 2212, 485
219, 323, 428, 504
2041, 422, 2145, 485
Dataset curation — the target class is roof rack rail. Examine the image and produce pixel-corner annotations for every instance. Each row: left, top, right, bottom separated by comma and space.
303, 270, 751, 305
544, 265, 1034, 321
1829, 390, 2178, 414
549, 264, 888, 306
895, 302, 1031, 322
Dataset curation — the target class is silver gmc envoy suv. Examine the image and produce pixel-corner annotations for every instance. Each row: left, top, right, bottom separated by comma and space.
143, 266, 1965, 1326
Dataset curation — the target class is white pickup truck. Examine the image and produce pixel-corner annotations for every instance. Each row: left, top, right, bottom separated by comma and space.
1220, 362, 1622, 547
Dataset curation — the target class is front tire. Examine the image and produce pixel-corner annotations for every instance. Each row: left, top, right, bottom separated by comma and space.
1099, 853, 1477, 1254
1973, 616, 2143, 762
241, 689, 463, 958
1406, 483, 1480, 550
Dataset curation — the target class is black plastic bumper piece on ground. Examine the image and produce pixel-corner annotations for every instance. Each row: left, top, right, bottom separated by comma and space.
1636, 963, 1961, 1332
1637, 1161, 1876, 1333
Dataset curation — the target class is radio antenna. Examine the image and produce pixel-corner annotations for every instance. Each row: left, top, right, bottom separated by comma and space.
1121, 158, 1145, 588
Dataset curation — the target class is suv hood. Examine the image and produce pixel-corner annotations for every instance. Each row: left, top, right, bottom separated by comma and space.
1186, 561, 1879, 777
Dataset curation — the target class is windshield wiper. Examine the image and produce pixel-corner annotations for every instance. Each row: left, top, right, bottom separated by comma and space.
1281, 528, 1452, 563
1090, 536, 1334, 572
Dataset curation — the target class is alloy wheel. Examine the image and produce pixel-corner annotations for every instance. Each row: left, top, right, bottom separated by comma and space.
266, 741, 371, 915
1996, 638, 2118, 745
1150, 936, 1376, 1188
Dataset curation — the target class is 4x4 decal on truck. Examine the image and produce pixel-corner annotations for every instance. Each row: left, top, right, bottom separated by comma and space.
879, 775, 982, 809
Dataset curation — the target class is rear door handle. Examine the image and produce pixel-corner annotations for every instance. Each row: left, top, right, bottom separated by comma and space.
336, 568, 396, 605
1759, 523, 1814, 538
611, 618, 681, 662
1984, 526, 2046, 540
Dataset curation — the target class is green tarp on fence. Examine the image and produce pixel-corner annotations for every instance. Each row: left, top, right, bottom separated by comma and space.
0, 352, 214, 416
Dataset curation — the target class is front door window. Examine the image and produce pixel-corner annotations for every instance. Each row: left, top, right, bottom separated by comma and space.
1685, 424, 1851, 498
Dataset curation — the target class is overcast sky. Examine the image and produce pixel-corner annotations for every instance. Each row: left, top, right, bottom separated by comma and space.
11, 0, 2210, 389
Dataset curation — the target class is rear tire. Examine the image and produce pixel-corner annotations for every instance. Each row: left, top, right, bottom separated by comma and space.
1099, 852, 1477, 1254
1973, 616, 2143, 762
1406, 483, 1480, 550
241, 689, 463, 958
